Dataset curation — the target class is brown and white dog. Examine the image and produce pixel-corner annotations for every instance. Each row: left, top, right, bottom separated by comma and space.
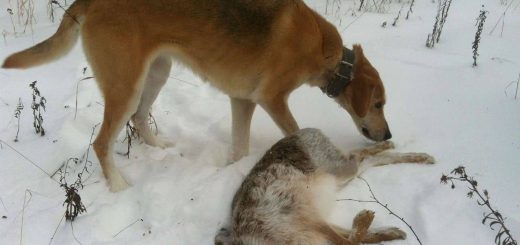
216, 128, 434, 245
2, 0, 391, 192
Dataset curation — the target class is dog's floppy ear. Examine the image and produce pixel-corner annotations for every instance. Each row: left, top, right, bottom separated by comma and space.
352, 44, 367, 66
351, 83, 375, 118
351, 44, 375, 117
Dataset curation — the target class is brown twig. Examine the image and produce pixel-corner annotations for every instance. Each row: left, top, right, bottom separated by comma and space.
337, 177, 423, 245
50, 0, 80, 25
14, 98, 24, 142
29, 81, 46, 136
506, 73, 520, 100
74, 76, 94, 120
488, 0, 514, 37
20, 189, 33, 245
0, 139, 58, 183
0, 196, 7, 212
406, 0, 415, 19
48, 214, 65, 245
113, 218, 144, 238
70, 221, 83, 244
121, 121, 139, 158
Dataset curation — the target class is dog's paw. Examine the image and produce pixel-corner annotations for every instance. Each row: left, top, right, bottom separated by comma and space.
108, 173, 130, 192
150, 136, 175, 149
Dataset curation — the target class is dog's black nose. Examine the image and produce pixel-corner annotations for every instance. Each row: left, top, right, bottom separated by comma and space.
384, 131, 392, 140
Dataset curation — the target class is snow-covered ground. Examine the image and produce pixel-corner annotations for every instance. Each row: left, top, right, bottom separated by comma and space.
0, 0, 519, 244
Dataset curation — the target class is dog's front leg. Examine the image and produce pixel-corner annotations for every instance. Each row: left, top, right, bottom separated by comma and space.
259, 94, 299, 136
230, 97, 256, 161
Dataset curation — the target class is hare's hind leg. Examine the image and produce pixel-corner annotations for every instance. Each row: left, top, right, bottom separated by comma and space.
363, 152, 435, 167
329, 210, 406, 244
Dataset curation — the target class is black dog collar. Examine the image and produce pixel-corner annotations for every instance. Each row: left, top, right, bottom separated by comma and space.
321, 47, 355, 98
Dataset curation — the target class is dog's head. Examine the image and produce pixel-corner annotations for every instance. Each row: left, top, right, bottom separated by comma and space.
321, 44, 391, 142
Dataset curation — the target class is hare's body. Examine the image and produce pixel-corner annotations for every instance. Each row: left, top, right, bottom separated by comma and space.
216, 128, 434, 245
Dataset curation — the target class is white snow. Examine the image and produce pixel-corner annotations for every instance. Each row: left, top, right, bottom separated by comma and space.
0, 0, 519, 244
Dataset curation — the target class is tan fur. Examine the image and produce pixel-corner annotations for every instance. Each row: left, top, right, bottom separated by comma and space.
2, 0, 390, 192
216, 128, 434, 245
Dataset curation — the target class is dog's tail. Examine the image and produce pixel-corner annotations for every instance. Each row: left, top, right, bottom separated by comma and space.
2, 0, 90, 69
214, 227, 232, 245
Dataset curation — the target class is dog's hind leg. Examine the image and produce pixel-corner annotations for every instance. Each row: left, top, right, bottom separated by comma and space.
92, 60, 147, 191
230, 97, 256, 161
84, 33, 149, 191
131, 55, 172, 148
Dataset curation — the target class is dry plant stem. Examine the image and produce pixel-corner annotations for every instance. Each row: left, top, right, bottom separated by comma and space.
426, 1, 441, 48
79, 124, 98, 180
20, 189, 33, 245
343, 6, 369, 31
441, 167, 517, 245
488, 0, 514, 36
51, 0, 80, 25
337, 177, 423, 245
122, 121, 139, 158
47, 0, 55, 22
51, 123, 98, 178
113, 218, 144, 238
148, 112, 158, 134
358, 0, 365, 11
14, 98, 24, 142
49, 214, 65, 245
503, 74, 520, 99
17, 0, 36, 34
436, 0, 453, 43
30, 81, 46, 136
70, 221, 83, 245
426, 0, 453, 48
7, 8, 17, 35
406, 0, 415, 19
0, 139, 58, 183
392, 4, 404, 26
74, 76, 94, 120
473, 7, 488, 67
515, 74, 520, 100
81, 125, 101, 183
0, 196, 7, 212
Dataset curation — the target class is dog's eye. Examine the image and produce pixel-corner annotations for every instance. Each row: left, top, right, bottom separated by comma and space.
375, 102, 383, 109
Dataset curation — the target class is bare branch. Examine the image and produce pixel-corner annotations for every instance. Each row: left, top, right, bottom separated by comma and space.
337, 177, 423, 245
113, 218, 144, 238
